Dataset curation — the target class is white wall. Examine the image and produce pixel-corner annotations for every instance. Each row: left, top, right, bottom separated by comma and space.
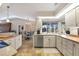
10, 18, 27, 34
10, 18, 36, 34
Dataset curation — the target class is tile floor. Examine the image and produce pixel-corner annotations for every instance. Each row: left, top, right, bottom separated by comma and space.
16, 39, 62, 56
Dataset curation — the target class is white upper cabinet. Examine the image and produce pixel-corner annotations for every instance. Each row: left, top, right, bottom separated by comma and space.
76, 6, 79, 26
65, 9, 76, 28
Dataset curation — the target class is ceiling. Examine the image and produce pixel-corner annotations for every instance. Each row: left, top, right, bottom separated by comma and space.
0, 3, 70, 20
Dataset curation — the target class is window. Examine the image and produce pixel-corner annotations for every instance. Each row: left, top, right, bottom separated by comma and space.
42, 21, 58, 33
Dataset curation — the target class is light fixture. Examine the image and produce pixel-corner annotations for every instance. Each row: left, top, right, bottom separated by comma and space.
6, 6, 10, 22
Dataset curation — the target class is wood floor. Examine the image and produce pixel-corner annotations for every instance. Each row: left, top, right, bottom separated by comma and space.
16, 39, 62, 56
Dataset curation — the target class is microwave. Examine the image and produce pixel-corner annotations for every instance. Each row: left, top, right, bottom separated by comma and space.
70, 27, 79, 35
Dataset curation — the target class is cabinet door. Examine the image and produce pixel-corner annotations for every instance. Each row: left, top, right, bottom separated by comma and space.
76, 6, 79, 26
65, 9, 76, 28
62, 38, 66, 55
43, 36, 50, 47
16, 35, 22, 49
34, 35, 38, 47
19, 35, 22, 47
56, 36, 62, 52
50, 36, 55, 47
74, 42, 79, 56
43, 35, 55, 48
62, 38, 74, 56
56, 36, 59, 49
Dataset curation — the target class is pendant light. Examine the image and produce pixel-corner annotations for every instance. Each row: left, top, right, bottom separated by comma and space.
6, 6, 10, 22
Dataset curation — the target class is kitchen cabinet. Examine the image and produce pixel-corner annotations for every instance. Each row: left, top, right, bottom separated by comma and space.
34, 35, 55, 48
34, 34, 79, 56
34, 35, 37, 47
15, 35, 22, 49
74, 42, 79, 56
56, 35, 75, 56
43, 36, 50, 47
56, 36, 62, 53
34, 35, 43, 48
65, 9, 76, 28
65, 6, 79, 27
50, 36, 56, 47
76, 6, 79, 26
62, 38, 74, 56
43, 36, 55, 48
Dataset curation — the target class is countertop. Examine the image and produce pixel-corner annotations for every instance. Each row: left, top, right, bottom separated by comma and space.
0, 34, 20, 40
58, 34, 79, 43
34, 33, 79, 43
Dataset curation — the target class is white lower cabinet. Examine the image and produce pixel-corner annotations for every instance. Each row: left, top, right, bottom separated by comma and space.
34, 35, 55, 48
50, 36, 55, 47
43, 36, 55, 48
62, 38, 74, 56
56, 36, 79, 56
74, 42, 79, 56
56, 36, 63, 53
15, 35, 22, 49
43, 36, 50, 47
34, 35, 38, 47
